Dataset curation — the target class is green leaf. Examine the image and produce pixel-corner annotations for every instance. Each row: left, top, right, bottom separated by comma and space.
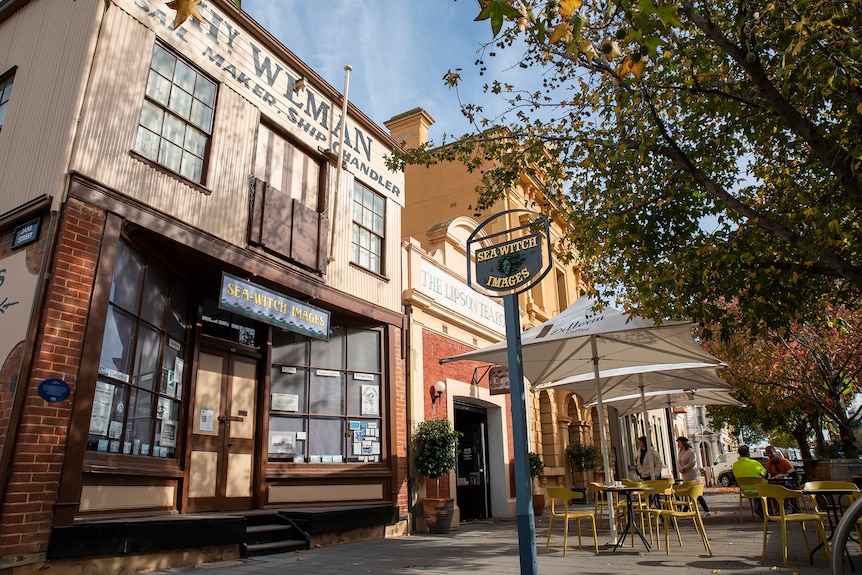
475, 0, 522, 37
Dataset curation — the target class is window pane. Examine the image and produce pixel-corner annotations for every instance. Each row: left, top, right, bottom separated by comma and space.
151, 45, 175, 79
373, 194, 384, 216
185, 125, 207, 157
142, 264, 168, 327
308, 418, 343, 462
347, 329, 380, 371
268, 416, 306, 462
168, 283, 189, 343
0, 102, 7, 128
169, 86, 193, 119
111, 241, 143, 311
162, 114, 186, 146
348, 374, 380, 417
139, 100, 164, 134
272, 330, 309, 365
135, 127, 160, 161
180, 152, 202, 182
99, 305, 136, 380
309, 372, 344, 415
271, 367, 307, 413
126, 388, 155, 455
372, 213, 384, 235
86, 380, 129, 454
311, 326, 344, 368
190, 98, 212, 131
133, 323, 162, 391
145, 71, 172, 107
159, 140, 183, 173
173, 59, 196, 93
194, 76, 216, 107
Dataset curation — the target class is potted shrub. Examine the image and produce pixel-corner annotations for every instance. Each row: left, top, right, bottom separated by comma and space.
529, 451, 546, 515
567, 442, 599, 490
413, 418, 462, 533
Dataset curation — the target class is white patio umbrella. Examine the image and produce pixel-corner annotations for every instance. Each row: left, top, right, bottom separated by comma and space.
538, 363, 732, 483
593, 387, 743, 418
440, 296, 724, 542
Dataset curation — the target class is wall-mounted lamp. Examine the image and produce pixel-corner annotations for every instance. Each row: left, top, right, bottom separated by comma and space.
293, 77, 308, 91
430, 381, 446, 404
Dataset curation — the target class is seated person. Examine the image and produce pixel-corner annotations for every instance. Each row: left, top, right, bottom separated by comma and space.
764, 446, 797, 484
764, 445, 799, 510
733, 445, 766, 516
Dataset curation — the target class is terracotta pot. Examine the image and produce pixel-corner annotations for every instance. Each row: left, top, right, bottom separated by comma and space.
422, 497, 455, 534
532, 493, 546, 516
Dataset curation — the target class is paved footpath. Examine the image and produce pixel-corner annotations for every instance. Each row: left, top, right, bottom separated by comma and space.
151, 489, 850, 575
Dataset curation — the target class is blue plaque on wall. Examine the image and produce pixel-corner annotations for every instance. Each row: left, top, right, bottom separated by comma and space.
38, 378, 71, 403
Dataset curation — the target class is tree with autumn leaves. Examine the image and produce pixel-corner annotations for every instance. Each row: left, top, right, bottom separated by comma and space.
389, 0, 862, 338
705, 305, 862, 458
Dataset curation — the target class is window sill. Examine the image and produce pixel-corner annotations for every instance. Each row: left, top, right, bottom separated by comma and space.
129, 150, 213, 196
348, 261, 390, 282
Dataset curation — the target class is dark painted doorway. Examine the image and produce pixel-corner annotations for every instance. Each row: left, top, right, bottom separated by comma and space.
455, 404, 491, 520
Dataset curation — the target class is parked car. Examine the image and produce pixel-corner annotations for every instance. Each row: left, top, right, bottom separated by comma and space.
712, 448, 803, 487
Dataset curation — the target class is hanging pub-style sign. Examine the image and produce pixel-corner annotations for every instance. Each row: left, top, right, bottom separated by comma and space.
467, 209, 553, 298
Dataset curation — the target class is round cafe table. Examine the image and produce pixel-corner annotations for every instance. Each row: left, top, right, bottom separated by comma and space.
801, 485, 859, 566
605, 485, 653, 551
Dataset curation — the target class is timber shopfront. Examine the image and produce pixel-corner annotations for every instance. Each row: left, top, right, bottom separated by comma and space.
0, 0, 406, 570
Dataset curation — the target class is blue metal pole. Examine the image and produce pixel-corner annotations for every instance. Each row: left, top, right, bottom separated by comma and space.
504, 293, 538, 575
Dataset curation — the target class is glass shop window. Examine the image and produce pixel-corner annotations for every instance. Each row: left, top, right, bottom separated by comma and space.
87, 239, 190, 458
268, 326, 383, 463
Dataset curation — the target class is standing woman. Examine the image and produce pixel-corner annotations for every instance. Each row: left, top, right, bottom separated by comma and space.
635, 436, 664, 480
677, 436, 711, 516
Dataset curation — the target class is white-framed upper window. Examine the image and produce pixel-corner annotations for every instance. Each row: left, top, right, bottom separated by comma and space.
134, 43, 216, 185
0, 69, 14, 131
351, 181, 385, 274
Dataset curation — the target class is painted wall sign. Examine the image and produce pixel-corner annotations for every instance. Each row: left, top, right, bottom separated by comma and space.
418, 259, 506, 335
467, 210, 552, 298
120, 0, 405, 206
219, 272, 330, 340
38, 378, 71, 403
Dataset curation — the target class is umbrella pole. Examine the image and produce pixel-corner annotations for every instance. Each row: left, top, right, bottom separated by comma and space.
591, 336, 617, 545
639, 377, 657, 480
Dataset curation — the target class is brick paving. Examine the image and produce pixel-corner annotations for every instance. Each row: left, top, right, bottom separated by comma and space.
150, 488, 849, 575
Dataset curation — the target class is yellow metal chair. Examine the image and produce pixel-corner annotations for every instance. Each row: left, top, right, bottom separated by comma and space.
736, 476, 768, 522
633, 479, 674, 546
756, 483, 830, 567
801, 480, 858, 520
545, 487, 599, 555
656, 482, 712, 556
589, 482, 609, 528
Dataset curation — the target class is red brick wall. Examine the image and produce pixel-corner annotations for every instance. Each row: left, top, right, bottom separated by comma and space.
419, 329, 515, 500
0, 200, 104, 559
390, 327, 409, 516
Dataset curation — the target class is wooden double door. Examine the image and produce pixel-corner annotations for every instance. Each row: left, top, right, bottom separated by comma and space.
187, 347, 259, 512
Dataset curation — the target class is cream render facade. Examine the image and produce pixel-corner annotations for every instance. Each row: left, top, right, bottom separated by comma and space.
390, 108, 616, 523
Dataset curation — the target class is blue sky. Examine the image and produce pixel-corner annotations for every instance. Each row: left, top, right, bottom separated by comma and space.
240, 1, 504, 145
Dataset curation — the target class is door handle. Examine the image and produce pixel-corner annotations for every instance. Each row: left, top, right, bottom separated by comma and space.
218, 415, 244, 423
